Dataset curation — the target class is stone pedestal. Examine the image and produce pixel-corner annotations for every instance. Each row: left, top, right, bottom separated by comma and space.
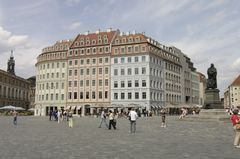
203, 89, 223, 109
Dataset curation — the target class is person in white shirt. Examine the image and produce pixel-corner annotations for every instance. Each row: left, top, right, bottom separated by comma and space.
128, 108, 138, 133
98, 110, 108, 128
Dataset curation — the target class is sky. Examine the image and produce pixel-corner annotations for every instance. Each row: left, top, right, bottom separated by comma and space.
0, 0, 239, 97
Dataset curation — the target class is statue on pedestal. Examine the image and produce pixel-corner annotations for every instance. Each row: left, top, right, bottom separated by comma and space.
203, 63, 223, 109
206, 63, 217, 90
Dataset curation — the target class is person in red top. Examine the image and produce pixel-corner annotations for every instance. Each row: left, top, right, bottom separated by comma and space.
231, 109, 240, 148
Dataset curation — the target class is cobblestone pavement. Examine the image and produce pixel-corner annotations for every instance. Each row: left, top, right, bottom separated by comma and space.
0, 115, 239, 159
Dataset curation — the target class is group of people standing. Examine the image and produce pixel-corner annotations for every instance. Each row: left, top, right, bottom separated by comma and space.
49, 109, 73, 128
98, 108, 139, 133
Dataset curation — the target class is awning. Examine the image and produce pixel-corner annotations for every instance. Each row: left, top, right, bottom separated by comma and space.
77, 106, 82, 110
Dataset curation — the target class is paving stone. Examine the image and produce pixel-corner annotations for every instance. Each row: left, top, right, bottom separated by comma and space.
0, 116, 239, 159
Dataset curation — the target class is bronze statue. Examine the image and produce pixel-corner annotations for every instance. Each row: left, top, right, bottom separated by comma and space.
206, 63, 217, 89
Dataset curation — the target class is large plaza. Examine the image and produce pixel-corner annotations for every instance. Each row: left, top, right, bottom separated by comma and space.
0, 115, 239, 159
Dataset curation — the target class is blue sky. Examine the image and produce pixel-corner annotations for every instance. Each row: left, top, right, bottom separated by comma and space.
0, 0, 239, 96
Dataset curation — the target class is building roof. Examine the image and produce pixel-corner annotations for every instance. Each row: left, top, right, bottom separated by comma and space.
70, 30, 118, 49
230, 75, 240, 86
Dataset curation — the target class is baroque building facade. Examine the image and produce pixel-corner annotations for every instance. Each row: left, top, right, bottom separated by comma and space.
224, 75, 240, 108
35, 29, 200, 116
0, 52, 31, 109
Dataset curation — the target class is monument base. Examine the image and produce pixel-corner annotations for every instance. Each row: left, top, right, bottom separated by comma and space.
184, 109, 230, 122
203, 89, 223, 109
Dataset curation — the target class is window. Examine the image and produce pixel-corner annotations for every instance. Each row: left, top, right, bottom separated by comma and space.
99, 91, 102, 99
62, 83, 64, 89
121, 93, 125, 99
75, 60, 78, 65
105, 79, 108, 86
135, 56, 139, 62
86, 92, 89, 99
114, 81, 118, 88
121, 57, 125, 63
51, 94, 53, 100
114, 69, 118, 76
105, 91, 108, 99
99, 58, 103, 63
92, 92, 96, 99
99, 80, 103, 86
128, 81, 132, 87
74, 81, 77, 87
114, 58, 118, 64
62, 73, 65, 78
121, 47, 125, 53
127, 68, 132, 75
92, 80, 96, 86
135, 46, 139, 52
86, 59, 90, 64
80, 59, 84, 65
68, 81, 72, 87
135, 68, 139, 75
61, 94, 64, 100
74, 70, 78, 76
121, 69, 125, 75
142, 67, 146, 74
69, 60, 72, 65
127, 57, 131, 63
92, 68, 96, 75
92, 59, 96, 64
74, 92, 77, 99
86, 80, 89, 86
105, 67, 109, 74
105, 58, 109, 63
99, 68, 103, 74
80, 80, 83, 87
80, 92, 83, 99
80, 69, 84, 75
135, 80, 139, 87
135, 92, 139, 99
128, 92, 132, 99
86, 69, 90, 75
114, 93, 118, 99
121, 81, 125, 88
142, 92, 146, 99
142, 80, 146, 87
128, 46, 132, 53
69, 70, 72, 76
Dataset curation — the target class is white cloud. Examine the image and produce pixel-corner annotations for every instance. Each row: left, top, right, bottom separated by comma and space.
0, 26, 44, 78
69, 21, 82, 30
0, 26, 29, 52
232, 58, 240, 71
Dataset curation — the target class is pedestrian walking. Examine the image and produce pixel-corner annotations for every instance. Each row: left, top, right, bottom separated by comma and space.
68, 110, 73, 128
49, 110, 53, 121
160, 108, 166, 127
13, 110, 18, 125
57, 110, 61, 123
128, 108, 138, 133
231, 109, 240, 148
108, 110, 116, 130
98, 110, 108, 128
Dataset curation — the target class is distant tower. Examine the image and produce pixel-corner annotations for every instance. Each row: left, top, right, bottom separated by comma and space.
7, 50, 15, 75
